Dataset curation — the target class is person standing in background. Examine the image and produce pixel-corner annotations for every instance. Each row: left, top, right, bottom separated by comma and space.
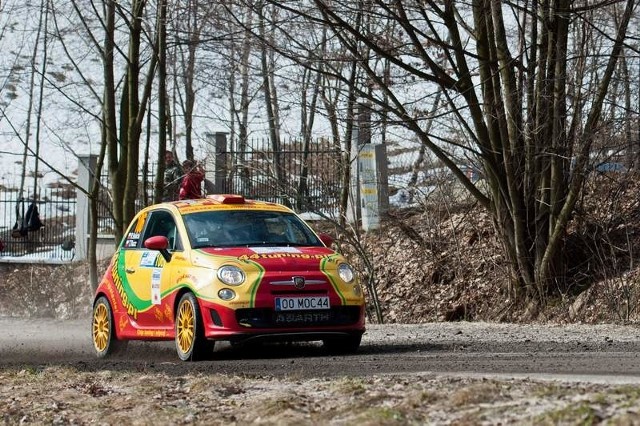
179, 159, 205, 200
162, 150, 183, 201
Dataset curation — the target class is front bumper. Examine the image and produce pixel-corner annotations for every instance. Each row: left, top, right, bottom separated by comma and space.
199, 299, 366, 341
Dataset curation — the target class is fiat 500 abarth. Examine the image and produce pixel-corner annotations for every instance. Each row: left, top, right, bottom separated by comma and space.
91, 194, 365, 361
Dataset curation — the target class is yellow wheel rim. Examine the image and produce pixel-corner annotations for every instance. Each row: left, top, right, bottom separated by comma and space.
177, 300, 195, 354
93, 303, 110, 352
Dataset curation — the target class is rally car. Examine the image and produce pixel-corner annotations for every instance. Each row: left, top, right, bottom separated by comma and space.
91, 194, 365, 361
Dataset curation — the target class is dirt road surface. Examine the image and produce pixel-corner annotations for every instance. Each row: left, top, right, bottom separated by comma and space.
4, 318, 640, 424
3, 317, 640, 382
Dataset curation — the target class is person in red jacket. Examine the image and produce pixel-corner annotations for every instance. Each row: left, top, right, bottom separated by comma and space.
178, 160, 205, 200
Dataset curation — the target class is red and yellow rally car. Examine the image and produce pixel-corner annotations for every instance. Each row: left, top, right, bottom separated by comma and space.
91, 194, 365, 361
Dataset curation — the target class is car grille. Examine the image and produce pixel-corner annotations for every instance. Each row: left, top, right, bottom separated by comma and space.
235, 306, 361, 328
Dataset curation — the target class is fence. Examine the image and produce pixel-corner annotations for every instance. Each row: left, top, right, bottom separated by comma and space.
0, 135, 381, 263
97, 170, 156, 235
0, 186, 76, 262
215, 138, 343, 214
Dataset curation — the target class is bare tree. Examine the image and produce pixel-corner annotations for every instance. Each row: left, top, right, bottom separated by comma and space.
255, 0, 638, 303
257, 1, 286, 199
234, 3, 255, 193
102, 0, 159, 242
153, 0, 168, 203
173, 0, 212, 162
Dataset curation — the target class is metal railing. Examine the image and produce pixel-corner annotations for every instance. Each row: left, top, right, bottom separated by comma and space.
97, 171, 156, 235
0, 138, 347, 263
0, 186, 76, 261
220, 138, 343, 213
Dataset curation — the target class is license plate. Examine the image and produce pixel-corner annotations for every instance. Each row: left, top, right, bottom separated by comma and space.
275, 296, 330, 311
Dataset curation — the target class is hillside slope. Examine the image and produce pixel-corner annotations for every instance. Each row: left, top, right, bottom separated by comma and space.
361, 175, 640, 324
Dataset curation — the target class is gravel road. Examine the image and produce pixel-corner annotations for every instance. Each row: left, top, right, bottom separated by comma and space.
4, 318, 640, 424
3, 318, 640, 382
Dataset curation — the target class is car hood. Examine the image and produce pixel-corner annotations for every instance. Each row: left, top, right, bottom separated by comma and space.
195, 245, 341, 271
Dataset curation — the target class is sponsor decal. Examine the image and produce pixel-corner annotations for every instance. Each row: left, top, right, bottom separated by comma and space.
105, 277, 117, 309
179, 203, 285, 214
154, 255, 166, 268
119, 314, 128, 333
176, 273, 198, 284
140, 251, 158, 267
112, 262, 139, 319
151, 268, 162, 305
274, 311, 331, 324
136, 329, 168, 337
238, 252, 334, 261
134, 212, 147, 233
153, 307, 164, 322
250, 247, 301, 254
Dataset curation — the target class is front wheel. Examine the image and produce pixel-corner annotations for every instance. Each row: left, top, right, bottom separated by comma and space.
92, 296, 127, 358
175, 293, 214, 361
323, 334, 362, 355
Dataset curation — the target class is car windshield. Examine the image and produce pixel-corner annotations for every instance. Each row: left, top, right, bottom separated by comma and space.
183, 210, 323, 249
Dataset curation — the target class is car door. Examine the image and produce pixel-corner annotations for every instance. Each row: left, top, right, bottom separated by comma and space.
121, 209, 182, 331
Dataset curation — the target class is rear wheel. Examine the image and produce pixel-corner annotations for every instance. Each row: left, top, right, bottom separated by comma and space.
92, 296, 127, 358
175, 293, 214, 361
323, 334, 362, 355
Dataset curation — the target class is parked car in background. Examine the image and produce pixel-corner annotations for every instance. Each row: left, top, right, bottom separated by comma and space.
91, 194, 365, 361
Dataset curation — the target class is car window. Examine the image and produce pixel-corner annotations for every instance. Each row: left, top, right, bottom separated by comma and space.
183, 210, 322, 248
140, 210, 183, 251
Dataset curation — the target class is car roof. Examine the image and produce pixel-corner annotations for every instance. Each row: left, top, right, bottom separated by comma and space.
148, 194, 294, 216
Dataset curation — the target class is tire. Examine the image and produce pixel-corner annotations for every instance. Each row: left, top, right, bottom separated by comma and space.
92, 296, 127, 358
175, 293, 214, 361
323, 334, 362, 355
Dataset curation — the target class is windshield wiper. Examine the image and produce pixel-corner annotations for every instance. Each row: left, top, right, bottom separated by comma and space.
238, 241, 306, 247
193, 244, 218, 249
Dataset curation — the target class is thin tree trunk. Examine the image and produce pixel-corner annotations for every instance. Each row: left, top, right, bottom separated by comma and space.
258, 1, 284, 197
101, 0, 120, 243
237, 4, 253, 193
33, 0, 50, 200
155, 0, 168, 203
298, 62, 322, 211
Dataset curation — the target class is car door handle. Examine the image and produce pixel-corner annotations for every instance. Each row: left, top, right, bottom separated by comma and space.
125, 268, 136, 274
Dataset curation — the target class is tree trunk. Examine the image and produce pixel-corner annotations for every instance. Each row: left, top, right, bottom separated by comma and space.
298, 60, 322, 211
237, 4, 254, 193
155, 0, 168, 203
258, 1, 285, 197
106, 0, 158, 242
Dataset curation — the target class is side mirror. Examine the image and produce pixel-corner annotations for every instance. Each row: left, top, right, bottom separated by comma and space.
144, 235, 172, 262
318, 233, 334, 247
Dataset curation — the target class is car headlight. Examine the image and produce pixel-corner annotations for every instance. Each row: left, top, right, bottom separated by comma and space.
217, 265, 245, 286
338, 263, 355, 283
